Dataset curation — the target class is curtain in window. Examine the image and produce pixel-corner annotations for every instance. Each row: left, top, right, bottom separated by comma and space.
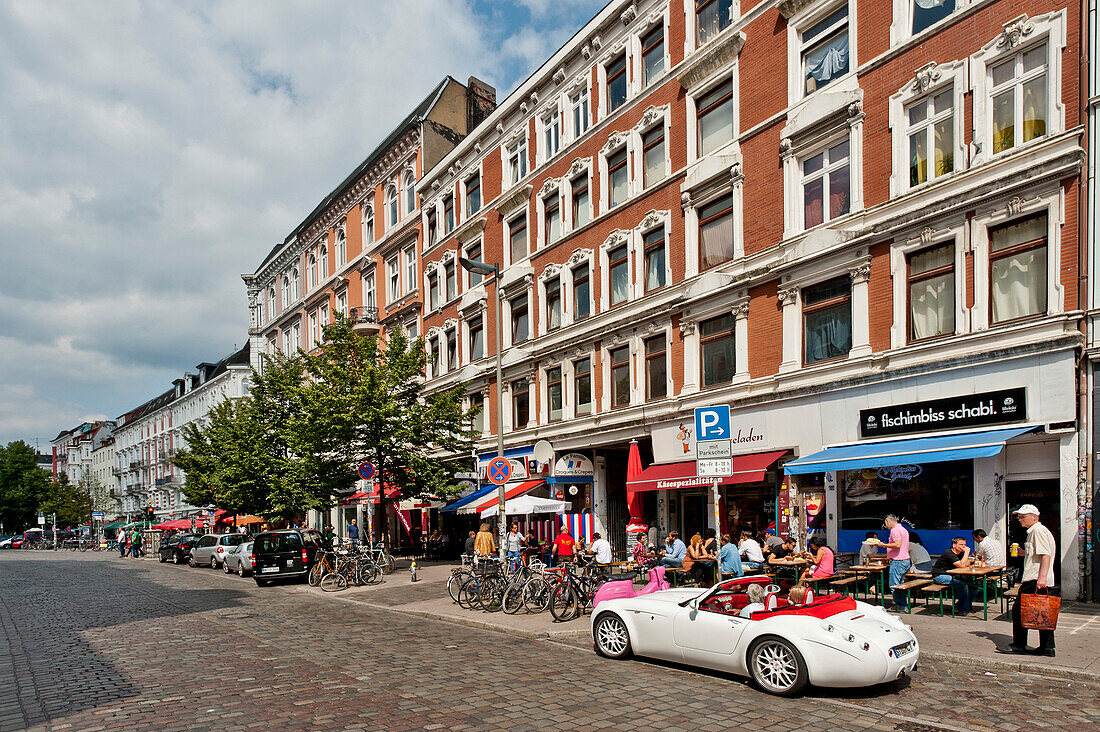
910, 273, 954, 339
805, 305, 851, 362
700, 211, 734, 267
913, 0, 954, 34
992, 91, 1014, 153
804, 179, 824, 229
611, 265, 629, 304
829, 166, 850, 219
934, 118, 953, 177
992, 248, 1046, 322
805, 32, 849, 89
646, 247, 665, 290
1022, 75, 1046, 142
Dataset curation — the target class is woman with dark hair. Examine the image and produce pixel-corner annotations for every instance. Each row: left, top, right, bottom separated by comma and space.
908, 532, 934, 571
799, 536, 835, 581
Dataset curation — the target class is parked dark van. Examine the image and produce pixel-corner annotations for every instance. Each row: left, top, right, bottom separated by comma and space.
251, 529, 323, 586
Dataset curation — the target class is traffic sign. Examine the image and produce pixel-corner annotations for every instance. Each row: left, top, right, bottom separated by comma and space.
358, 462, 376, 480
455, 472, 480, 480
92, 512, 105, 520
696, 439, 731, 459
695, 405, 731, 441
697, 458, 733, 477
37, 514, 45, 525
486, 457, 512, 485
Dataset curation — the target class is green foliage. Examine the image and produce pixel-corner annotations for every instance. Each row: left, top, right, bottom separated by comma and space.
0, 441, 52, 532
40, 471, 93, 527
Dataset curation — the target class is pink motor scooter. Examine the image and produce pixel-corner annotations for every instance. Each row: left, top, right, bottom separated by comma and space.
593, 565, 670, 608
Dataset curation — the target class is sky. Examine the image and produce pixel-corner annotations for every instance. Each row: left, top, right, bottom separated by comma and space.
0, 0, 606, 449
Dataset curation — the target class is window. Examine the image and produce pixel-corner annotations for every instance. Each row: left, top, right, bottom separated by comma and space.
406, 320, 418, 340
267, 288, 275, 320
362, 208, 374, 248
387, 185, 399, 226
469, 316, 485, 360
543, 112, 561, 160
606, 54, 627, 113
319, 245, 328, 280
609, 244, 629, 306
700, 314, 734, 386
642, 126, 666, 188
336, 229, 347, 266
290, 267, 299, 301
319, 301, 329, 332
465, 173, 481, 216
512, 379, 530, 428
989, 212, 1047, 323
363, 273, 376, 311
802, 139, 850, 228
697, 80, 734, 157
308, 311, 318, 347
443, 195, 454, 234
642, 25, 665, 86
508, 139, 528, 185
802, 5, 850, 95
699, 196, 734, 269
571, 89, 590, 138
573, 264, 591, 321
645, 335, 667, 400
644, 227, 667, 292
991, 44, 1047, 155
336, 291, 348, 317
572, 175, 590, 228
547, 367, 563, 421
544, 196, 561, 244
610, 346, 630, 408
404, 171, 416, 214
907, 90, 954, 187
509, 216, 527, 263
912, 0, 954, 35
466, 242, 484, 286
546, 278, 562, 331
446, 329, 457, 370
803, 277, 852, 364
387, 257, 399, 302
444, 259, 456, 301
307, 254, 317, 289
427, 211, 437, 247
511, 295, 529, 345
404, 246, 417, 294
430, 337, 442, 375
608, 148, 628, 208
697, 0, 733, 45
471, 397, 485, 433
908, 242, 955, 341
428, 271, 440, 310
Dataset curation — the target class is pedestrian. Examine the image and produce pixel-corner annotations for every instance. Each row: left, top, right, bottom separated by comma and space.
659, 531, 686, 568
999, 505, 1058, 656
859, 531, 881, 564
323, 524, 336, 548
464, 530, 476, 557
131, 528, 143, 558
504, 524, 524, 570
118, 530, 128, 558
972, 528, 1006, 567
347, 518, 360, 544
551, 526, 576, 566
930, 536, 975, 614
473, 522, 496, 557
879, 514, 912, 612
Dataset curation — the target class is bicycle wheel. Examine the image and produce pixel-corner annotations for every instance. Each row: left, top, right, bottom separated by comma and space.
308, 562, 325, 587
382, 553, 397, 574
501, 584, 524, 615
548, 582, 573, 622
356, 562, 379, 586
458, 576, 480, 610
447, 571, 468, 604
320, 572, 348, 592
523, 576, 552, 613
479, 575, 504, 613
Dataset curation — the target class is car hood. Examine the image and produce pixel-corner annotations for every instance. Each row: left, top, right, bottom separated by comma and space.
822, 603, 917, 649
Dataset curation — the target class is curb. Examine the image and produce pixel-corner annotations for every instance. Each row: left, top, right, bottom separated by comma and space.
921, 650, 1100, 683
355, 600, 591, 642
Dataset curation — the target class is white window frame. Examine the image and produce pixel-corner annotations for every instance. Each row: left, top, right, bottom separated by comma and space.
319, 300, 329, 330
387, 183, 400, 229
426, 266, 441, 311
600, 132, 632, 215
602, 338, 637, 411
537, 265, 563, 337
386, 256, 400, 304
888, 60, 967, 198
335, 290, 348, 318
362, 272, 376, 312
781, 117, 864, 237
635, 210, 673, 296
889, 220, 968, 348
569, 83, 591, 142
308, 310, 318, 348
403, 244, 417, 295
361, 206, 374, 251
601, 44, 630, 119
686, 0, 741, 56
600, 230, 634, 311
541, 108, 561, 164
463, 239, 486, 290
267, 287, 276, 321
335, 228, 347, 267
542, 362, 566, 423
403, 169, 416, 215
307, 252, 317, 290
536, 179, 562, 251
786, 0, 857, 107
290, 267, 299, 302
563, 158, 593, 232
562, 248, 594, 326
635, 12, 670, 92
970, 11, 1065, 166
505, 134, 529, 187
461, 164, 483, 221
505, 210, 529, 268
890, 0, 970, 47
632, 105, 672, 189
318, 243, 328, 280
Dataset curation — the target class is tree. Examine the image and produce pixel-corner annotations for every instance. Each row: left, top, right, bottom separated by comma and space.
40, 472, 93, 528
0, 441, 52, 532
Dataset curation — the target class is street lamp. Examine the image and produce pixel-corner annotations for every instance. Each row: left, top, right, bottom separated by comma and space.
458, 257, 507, 561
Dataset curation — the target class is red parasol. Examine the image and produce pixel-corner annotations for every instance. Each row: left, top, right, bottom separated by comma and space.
626, 439, 645, 530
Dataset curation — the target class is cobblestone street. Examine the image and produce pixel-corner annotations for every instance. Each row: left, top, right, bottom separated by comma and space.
0, 552, 1097, 731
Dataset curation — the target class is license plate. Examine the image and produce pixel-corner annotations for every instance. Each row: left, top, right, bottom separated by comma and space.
262, 567, 280, 573
890, 641, 915, 658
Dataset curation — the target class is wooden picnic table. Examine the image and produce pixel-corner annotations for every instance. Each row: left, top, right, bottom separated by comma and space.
765, 556, 810, 582
846, 564, 889, 601
947, 565, 1005, 620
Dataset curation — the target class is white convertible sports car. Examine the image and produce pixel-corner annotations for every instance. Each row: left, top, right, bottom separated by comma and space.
590, 576, 919, 696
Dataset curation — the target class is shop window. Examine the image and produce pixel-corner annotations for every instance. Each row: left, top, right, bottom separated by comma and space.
699, 196, 734, 269
644, 226, 667, 292
607, 148, 629, 209
803, 276, 852, 364
544, 195, 561, 244
509, 216, 528, 264
642, 125, 666, 188
907, 242, 955, 341
606, 53, 627, 114
801, 138, 850, 229
989, 212, 1047, 323
642, 24, 665, 86
912, 0, 954, 35
990, 43, 1047, 155
697, 0, 733, 46
907, 89, 954, 187
697, 80, 734, 157
700, 314, 734, 387
572, 174, 590, 228
801, 5, 849, 96
839, 459, 973, 534
609, 244, 629, 306
645, 335, 667, 401
573, 264, 591, 321
512, 379, 530, 428
469, 316, 485, 360
610, 346, 631, 408
510, 295, 529, 345
575, 357, 592, 414
546, 278, 562, 331
466, 173, 481, 217
547, 367, 563, 422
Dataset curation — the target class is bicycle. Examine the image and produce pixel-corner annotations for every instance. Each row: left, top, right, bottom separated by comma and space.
548, 556, 614, 622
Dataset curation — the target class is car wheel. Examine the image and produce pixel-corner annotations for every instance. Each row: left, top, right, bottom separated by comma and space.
593, 613, 633, 659
173, 552, 182, 565
188, 556, 196, 567
747, 636, 809, 697
211, 557, 219, 569
223, 560, 232, 574
238, 564, 247, 577
159, 555, 167, 563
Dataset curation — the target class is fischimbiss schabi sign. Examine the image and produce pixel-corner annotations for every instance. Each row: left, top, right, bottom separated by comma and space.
859, 387, 1027, 439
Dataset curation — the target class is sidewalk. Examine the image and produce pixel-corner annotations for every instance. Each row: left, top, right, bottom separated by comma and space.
302, 561, 1100, 682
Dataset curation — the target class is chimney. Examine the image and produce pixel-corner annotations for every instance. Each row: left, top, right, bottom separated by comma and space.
467, 76, 497, 131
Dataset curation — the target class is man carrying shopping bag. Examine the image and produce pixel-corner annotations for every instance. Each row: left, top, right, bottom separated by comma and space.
997, 505, 1058, 657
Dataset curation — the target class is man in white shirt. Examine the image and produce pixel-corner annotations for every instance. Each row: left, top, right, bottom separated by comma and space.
739, 531, 765, 570
998, 505, 1058, 657
972, 529, 1006, 567
587, 532, 612, 565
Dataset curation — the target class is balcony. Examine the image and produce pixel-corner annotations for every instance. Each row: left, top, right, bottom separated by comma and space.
348, 306, 380, 336
155, 477, 177, 487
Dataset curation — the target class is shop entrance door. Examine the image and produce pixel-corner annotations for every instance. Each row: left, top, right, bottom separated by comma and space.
1005, 479, 1061, 584
680, 493, 707, 538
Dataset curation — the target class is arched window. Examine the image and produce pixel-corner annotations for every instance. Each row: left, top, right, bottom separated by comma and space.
281, 276, 289, 308
267, 287, 275, 320
404, 170, 416, 214
335, 229, 346, 266
387, 184, 399, 227
319, 244, 328, 279
307, 254, 317, 289
291, 267, 299, 301
363, 206, 374, 244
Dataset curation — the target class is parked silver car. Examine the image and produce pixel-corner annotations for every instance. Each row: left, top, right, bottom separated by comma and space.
221, 541, 254, 577
189, 533, 249, 568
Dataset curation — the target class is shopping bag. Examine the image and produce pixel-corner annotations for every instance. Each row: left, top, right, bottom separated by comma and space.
1019, 590, 1060, 630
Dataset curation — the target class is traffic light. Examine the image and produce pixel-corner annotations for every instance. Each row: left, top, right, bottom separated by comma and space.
145, 506, 155, 522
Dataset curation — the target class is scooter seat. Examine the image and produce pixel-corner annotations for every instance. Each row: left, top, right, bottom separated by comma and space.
606, 572, 638, 582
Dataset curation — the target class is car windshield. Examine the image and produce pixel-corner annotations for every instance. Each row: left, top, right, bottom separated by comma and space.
256, 534, 302, 553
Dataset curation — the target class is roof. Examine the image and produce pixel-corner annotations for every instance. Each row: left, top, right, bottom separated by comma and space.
255, 77, 456, 273
114, 342, 250, 423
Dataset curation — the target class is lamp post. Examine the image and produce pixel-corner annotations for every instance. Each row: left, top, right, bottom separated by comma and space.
459, 257, 507, 561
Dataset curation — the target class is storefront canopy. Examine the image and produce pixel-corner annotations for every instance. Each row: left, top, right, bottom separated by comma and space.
783, 426, 1038, 475
480, 495, 571, 518
441, 484, 498, 513
469, 480, 545, 514
627, 451, 788, 493
102, 520, 127, 530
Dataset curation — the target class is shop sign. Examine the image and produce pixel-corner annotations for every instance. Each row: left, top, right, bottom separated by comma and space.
554, 452, 593, 478
860, 387, 1026, 438
877, 465, 922, 483
652, 415, 767, 463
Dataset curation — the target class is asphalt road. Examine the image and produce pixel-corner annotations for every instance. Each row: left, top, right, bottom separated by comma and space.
0, 551, 1097, 731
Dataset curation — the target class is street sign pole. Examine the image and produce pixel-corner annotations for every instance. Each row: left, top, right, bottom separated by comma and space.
364, 479, 375, 545
713, 479, 723, 585
694, 415, 733, 586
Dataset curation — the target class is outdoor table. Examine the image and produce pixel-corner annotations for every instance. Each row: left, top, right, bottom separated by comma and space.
767, 557, 811, 582
847, 564, 889, 603
947, 565, 1004, 621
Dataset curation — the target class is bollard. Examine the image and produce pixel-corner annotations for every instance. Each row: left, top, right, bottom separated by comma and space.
411, 559, 419, 582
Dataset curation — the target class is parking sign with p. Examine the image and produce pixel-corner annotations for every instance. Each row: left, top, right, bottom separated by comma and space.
694, 405, 731, 441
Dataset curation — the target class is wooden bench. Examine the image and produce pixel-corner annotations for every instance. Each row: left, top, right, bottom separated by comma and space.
1004, 586, 1020, 598
888, 579, 932, 613
919, 583, 956, 616
802, 574, 840, 593
829, 575, 864, 597
668, 569, 698, 588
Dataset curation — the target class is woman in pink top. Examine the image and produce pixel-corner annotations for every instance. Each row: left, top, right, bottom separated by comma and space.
799, 536, 834, 580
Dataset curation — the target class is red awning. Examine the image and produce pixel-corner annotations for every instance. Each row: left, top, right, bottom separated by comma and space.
626, 451, 788, 493
341, 486, 402, 505
473, 479, 545, 513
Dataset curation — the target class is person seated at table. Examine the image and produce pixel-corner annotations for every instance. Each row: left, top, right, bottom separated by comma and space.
799, 536, 835, 581
659, 532, 687, 568
632, 534, 656, 570
767, 535, 798, 564
586, 532, 612, 566
931, 536, 975, 614
686, 533, 716, 585
702, 528, 718, 557
859, 531, 881, 564
739, 530, 766, 571
739, 583, 768, 618
972, 529, 1005, 567
763, 528, 784, 555
908, 532, 934, 572
787, 585, 809, 606
719, 533, 743, 577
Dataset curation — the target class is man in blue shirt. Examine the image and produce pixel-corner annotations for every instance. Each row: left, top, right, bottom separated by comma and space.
719, 533, 743, 577
659, 531, 686, 568
347, 518, 359, 543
